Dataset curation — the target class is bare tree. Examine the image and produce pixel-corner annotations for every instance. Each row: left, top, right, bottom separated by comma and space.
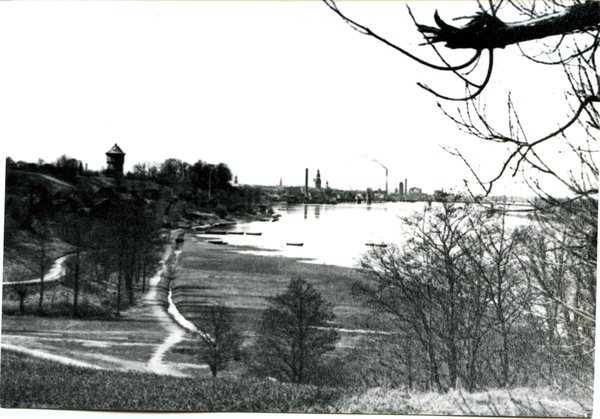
32, 219, 50, 315
358, 202, 548, 391
326, 0, 597, 390
195, 304, 243, 390
462, 211, 532, 387
4, 261, 34, 314
324, 0, 598, 198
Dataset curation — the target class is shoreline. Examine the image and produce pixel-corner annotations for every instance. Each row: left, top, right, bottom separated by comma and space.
170, 232, 371, 338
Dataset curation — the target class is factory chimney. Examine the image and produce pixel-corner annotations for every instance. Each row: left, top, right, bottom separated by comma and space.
385, 168, 388, 196
305, 168, 309, 196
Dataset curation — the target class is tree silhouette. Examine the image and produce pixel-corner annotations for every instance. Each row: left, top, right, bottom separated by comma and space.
255, 278, 340, 384
195, 304, 243, 389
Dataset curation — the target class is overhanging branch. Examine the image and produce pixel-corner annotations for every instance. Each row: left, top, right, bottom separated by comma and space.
418, 1, 599, 50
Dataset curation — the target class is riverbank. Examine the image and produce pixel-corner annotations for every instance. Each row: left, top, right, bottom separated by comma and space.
172, 235, 371, 335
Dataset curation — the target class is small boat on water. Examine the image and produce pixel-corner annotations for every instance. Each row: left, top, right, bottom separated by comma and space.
286, 243, 304, 247
208, 240, 228, 245
207, 230, 228, 235
227, 231, 244, 235
246, 232, 262, 236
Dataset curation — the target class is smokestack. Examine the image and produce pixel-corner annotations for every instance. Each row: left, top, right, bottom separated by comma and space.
400, 182, 404, 195
305, 168, 309, 196
405, 178, 408, 194
385, 168, 388, 196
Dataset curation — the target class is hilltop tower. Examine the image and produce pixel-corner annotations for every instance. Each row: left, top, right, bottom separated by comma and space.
106, 144, 125, 177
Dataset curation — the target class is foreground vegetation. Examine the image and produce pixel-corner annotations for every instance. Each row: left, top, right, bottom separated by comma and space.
0, 350, 590, 416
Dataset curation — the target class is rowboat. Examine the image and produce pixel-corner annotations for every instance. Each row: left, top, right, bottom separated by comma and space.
286, 243, 304, 247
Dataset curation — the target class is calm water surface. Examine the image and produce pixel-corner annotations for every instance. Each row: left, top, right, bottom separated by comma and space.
203, 202, 429, 268
199, 202, 530, 268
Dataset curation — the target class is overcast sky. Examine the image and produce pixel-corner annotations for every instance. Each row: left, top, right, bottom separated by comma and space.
0, 1, 584, 196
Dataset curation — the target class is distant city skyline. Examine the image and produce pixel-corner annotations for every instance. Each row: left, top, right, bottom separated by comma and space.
1, 2, 579, 197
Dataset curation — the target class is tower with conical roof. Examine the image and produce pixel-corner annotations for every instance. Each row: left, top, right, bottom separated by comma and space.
315, 169, 322, 190
106, 144, 125, 177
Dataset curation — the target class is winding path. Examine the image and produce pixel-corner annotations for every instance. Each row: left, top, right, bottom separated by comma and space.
2, 234, 206, 377
2, 254, 70, 286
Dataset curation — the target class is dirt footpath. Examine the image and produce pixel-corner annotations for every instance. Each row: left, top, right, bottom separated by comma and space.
1, 243, 205, 377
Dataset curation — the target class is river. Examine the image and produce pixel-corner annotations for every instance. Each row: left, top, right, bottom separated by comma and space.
199, 202, 521, 268
198, 202, 533, 268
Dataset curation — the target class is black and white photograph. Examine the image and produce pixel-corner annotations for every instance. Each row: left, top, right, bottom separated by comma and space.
0, 0, 597, 416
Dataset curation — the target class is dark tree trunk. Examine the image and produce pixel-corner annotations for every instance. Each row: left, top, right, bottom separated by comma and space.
37, 241, 46, 315
73, 243, 80, 317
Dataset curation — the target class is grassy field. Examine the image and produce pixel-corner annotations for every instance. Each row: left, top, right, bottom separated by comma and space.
172, 237, 372, 341
1, 349, 590, 416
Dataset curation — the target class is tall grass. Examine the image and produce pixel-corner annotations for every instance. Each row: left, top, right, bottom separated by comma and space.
1, 350, 591, 415
335, 386, 591, 416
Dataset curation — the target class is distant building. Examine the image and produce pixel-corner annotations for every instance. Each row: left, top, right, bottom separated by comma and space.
106, 144, 125, 177
409, 187, 422, 195
315, 169, 322, 190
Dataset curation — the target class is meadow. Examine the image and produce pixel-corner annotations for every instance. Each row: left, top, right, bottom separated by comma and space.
172, 237, 373, 339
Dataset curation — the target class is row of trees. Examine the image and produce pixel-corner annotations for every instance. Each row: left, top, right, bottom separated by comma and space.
4, 174, 165, 317
6, 155, 85, 183
359, 201, 594, 392
130, 159, 233, 191
61, 197, 165, 316
130, 158, 266, 216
